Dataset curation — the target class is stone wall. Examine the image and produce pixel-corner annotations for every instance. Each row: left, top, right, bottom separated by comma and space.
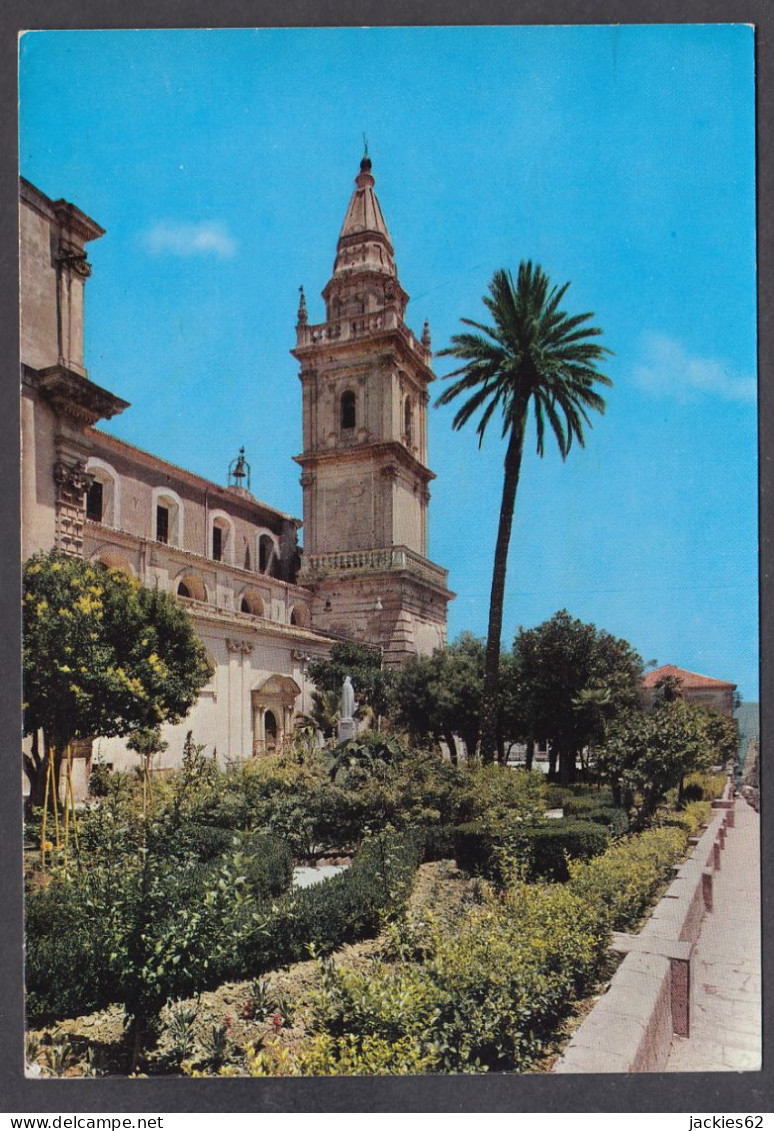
555, 778, 736, 1073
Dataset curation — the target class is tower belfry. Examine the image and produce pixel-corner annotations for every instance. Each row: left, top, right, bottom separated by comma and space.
292, 153, 453, 664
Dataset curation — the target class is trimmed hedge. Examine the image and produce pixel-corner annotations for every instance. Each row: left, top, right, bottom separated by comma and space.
454, 818, 609, 884
561, 793, 616, 816
237, 829, 423, 972
568, 825, 688, 930
518, 821, 610, 882
577, 806, 629, 837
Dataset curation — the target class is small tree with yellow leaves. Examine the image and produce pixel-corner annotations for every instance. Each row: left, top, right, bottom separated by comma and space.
23, 551, 212, 816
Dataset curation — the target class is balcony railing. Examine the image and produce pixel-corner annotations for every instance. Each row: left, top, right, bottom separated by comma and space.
299, 545, 448, 588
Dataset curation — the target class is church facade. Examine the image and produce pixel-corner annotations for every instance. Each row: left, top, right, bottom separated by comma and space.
20, 157, 451, 793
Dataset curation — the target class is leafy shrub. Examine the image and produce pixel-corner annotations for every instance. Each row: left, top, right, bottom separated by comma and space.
419, 824, 458, 862
454, 818, 608, 884
238, 830, 422, 972
453, 764, 547, 824
561, 792, 616, 816
568, 825, 688, 930
516, 820, 610, 882
26, 878, 117, 1021
659, 800, 711, 837
545, 784, 614, 811
683, 771, 726, 802
681, 781, 705, 803
240, 834, 293, 900
286, 879, 610, 1074
576, 806, 629, 837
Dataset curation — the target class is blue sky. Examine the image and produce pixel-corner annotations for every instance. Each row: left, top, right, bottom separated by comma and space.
19, 26, 758, 697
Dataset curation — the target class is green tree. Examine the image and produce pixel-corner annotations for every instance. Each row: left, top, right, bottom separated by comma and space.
436, 263, 611, 762
511, 610, 644, 783
390, 633, 485, 763
307, 641, 392, 728
598, 699, 720, 827
23, 552, 212, 808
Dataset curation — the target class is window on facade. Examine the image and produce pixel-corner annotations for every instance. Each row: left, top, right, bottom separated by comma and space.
212, 525, 223, 561
244, 545, 251, 570
341, 390, 356, 430
259, 533, 275, 574
86, 480, 103, 523
404, 397, 413, 446
177, 581, 191, 598
156, 505, 169, 544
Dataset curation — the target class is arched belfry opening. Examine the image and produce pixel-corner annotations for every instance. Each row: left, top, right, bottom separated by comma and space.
340, 390, 356, 431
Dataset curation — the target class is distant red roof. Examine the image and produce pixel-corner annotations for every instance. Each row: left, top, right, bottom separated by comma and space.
642, 664, 736, 690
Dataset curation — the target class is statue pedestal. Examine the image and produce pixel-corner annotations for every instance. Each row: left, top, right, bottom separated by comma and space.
337, 717, 355, 742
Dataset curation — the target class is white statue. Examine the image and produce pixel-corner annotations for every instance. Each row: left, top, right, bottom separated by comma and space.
341, 674, 356, 720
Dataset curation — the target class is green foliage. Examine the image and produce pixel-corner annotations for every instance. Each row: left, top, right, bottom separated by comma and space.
516, 820, 610, 882
598, 700, 722, 827
454, 763, 547, 824
390, 633, 486, 759
298, 879, 610, 1073
683, 770, 727, 802
307, 641, 392, 722
240, 834, 294, 900
575, 806, 629, 837
568, 825, 688, 930
510, 609, 644, 782
454, 817, 608, 884
240, 830, 422, 970
22, 552, 211, 802
559, 791, 615, 815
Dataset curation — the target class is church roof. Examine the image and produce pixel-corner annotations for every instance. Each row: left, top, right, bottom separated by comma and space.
338, 155, 393, 246
642, 664, 736, 689
329, 155, 400, 285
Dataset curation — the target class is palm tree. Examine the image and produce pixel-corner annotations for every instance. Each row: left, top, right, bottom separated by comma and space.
436, 261, 612, 763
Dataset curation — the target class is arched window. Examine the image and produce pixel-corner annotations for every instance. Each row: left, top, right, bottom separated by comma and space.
85, 458, 121, 528
152, 487, 184, 548
289, 604, 309, 628
209, 511, 234, 564
404, 396, 413, 446
257, 532, 279, 575
340, 390, 356, 431
91, 550, 135, 577
240, 589, 265, 617
175, 572, 207, 602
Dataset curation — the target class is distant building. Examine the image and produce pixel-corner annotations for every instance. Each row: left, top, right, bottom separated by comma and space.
20, 155, 451, 793
641, 664, 737, 717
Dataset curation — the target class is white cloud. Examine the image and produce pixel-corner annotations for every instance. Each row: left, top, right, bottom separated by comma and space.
633, 333, 756, 404
142, 220, 238, 259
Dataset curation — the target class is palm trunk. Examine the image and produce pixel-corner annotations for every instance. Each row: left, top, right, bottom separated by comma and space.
479, 409, 527, 763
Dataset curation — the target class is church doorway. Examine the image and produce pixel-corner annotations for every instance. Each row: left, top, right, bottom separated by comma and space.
251, 674, 301, 756
264, 710, 278, 751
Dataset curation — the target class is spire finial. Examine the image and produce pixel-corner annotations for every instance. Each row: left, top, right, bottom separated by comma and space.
359, 135, 373, 180
297, 284, 308, 325
422, 319, 431, 350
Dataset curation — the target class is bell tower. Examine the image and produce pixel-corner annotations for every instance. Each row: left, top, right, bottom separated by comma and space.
293, 153, 453, 664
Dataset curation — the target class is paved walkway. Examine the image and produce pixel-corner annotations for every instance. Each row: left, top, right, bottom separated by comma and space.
665, 799, 761, 1071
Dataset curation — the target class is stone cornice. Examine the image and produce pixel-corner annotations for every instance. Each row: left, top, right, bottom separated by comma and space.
292, 322, 434, 382
293, 439, 436, 483
34, 364, 129, 425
